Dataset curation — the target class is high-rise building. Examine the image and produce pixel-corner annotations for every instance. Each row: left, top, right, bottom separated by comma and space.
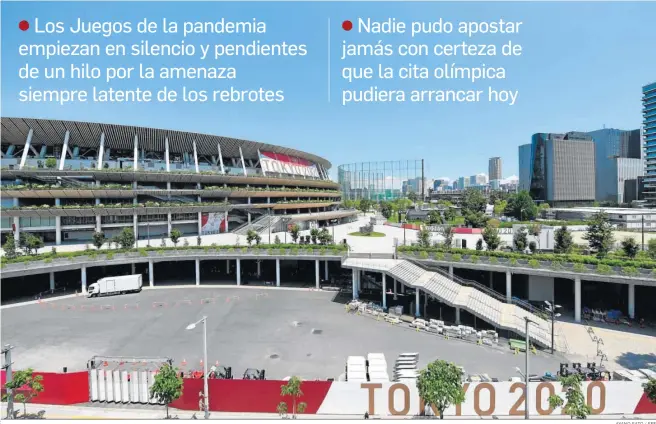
522, 132, 596, 206
643, 82, 656, 205
458, 176, 470, 190
587, 128, 643, 204
488, 157, 502, 181
433, 178, 450, 191
469, 173, 488, 186
518, 144, 533, 192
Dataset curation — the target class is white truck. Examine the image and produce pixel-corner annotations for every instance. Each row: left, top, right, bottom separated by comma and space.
87, 274, 143, 298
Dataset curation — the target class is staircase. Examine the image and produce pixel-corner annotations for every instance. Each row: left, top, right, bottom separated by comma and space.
233, 214, 282, 235
342, 257, 567, 351
30, 174, 89, 188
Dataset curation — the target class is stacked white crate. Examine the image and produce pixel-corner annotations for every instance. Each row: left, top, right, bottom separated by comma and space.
346, 356, 367, 382
367, 353, 390, 382
393, 353, 419, 383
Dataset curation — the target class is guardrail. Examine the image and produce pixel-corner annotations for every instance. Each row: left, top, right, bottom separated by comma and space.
1, 246, 348, 278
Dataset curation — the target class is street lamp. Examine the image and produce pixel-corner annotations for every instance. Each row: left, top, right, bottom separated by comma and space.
186, 316, 209, 419
544, 300, 562, 354
522, 317, 536, 420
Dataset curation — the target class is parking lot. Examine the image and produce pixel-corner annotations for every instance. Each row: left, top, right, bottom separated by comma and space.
1, 286, 565, 380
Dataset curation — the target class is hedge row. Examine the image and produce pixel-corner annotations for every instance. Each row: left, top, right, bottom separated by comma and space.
1, 243, 348, 267
398, 246, 656, 270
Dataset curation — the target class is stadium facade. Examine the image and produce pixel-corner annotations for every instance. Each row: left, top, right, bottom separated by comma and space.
337, 160, 424, 201
0, 117, 345, 244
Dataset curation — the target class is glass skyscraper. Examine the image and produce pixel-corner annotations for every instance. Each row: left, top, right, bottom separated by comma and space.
644, 82, 656, 205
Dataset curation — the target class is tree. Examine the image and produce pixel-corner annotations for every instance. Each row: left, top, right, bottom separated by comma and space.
2, 368, 44, 417
45, 157, 57, 169
648, 238, 656, 259
318, 228, 332, 245
464, 211, 488, 228
475, 239, 483, 251
443, 207, 456, 223
117, 227, 135, 249
528, 223, 542, 251
343, 199, 355, 209
513, 226, 528, 252
20, 233, 44, 255
438, 225, 454, 248
417, 227, 431, 248
380, 201, 392, 219
460, 188, 486, 215
416, 360, 466, 419
644, 378, 656, 405
548, 374, 592, 419
554, 226, 574, 254
279, 376, 307, 419
428, 210, 443, 225
92, 231, 106, 250
528, 241, 537, 253
3, 233, 19, 259
482, 223, 501, 251
274, 235, 281, 244
407, 191, 418, 203
358, 199, 371, 215
310, 228, 319, 244
582, 212, 615, 258
246, 229, 258, 246
289, 224, 300, 244
621, 237, 639, 259
149, 363, 183, 419
493, 200, 507, 217
169, 228, 182, 247
505, 190, 537, 221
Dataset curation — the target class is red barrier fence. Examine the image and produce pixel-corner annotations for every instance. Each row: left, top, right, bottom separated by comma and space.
170, 378, 332, 413
1, 370, 89, 405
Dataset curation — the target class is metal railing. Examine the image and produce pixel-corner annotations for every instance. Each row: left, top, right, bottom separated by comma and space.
408, 259, 544, 317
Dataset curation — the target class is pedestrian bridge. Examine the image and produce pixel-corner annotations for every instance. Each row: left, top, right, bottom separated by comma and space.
342, 256, 566, 351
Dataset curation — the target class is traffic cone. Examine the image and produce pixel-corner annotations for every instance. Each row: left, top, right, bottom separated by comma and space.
182, 359, 187, 367
103, 361, 109, 367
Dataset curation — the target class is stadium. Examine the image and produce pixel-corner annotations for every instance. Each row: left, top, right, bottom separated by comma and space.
0, 117, 353, 246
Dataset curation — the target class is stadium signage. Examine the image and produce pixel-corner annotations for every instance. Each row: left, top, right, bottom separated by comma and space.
353, 382, 613, 416
260, 151, 320, 178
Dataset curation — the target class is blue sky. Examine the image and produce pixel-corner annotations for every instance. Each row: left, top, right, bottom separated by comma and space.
2, 1, 655, 181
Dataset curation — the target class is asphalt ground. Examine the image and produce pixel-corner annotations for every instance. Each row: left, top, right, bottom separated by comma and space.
1, 286, 564, 380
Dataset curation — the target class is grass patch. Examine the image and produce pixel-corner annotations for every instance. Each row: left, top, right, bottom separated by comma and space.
348, 231, 386, 237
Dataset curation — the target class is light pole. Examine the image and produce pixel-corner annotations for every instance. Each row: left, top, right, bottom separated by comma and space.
186, 316, 209, 419
544, 300, 562, 354
523, 317, 536, 420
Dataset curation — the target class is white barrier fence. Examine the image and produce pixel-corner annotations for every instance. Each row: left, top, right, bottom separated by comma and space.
89, 368, 163, 405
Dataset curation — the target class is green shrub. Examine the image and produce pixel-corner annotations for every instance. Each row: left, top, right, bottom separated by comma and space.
596, 264, 612, 275
106, 252, 114, 260
419, 251, 429, 259
622, 266, 638, 276
551, 261, 562, 270
489, 256, 498, 264
573, 263, 586, 273
528, 259, 539, 269
509, 258, 518, 266
470, 255, 479, 263
451, 254, 462, 262
44, 258, 52, 264
434, 252, 444, 260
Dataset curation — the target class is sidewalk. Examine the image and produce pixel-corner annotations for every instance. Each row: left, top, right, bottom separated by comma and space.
3, 403, 656, 420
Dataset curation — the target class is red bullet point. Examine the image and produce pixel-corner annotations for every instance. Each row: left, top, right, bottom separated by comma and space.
342, 20, 353, 31
19, 20, 29, 31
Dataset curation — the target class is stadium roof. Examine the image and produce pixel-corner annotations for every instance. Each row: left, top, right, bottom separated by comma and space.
1, 117, 331, 169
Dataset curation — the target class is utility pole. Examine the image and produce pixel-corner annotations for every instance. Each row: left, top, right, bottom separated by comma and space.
524, 318, 534, 420
642, 214, 645, 251
421, 159, 425, 202
3, 344, 15, 419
